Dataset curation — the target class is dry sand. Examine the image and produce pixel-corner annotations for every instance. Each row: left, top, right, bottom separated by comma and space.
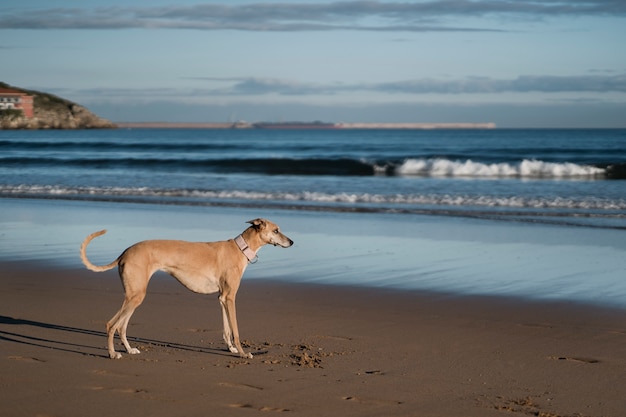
1, 261, 625, 417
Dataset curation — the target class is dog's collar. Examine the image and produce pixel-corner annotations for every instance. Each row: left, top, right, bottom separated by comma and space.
234, 235, 258, 264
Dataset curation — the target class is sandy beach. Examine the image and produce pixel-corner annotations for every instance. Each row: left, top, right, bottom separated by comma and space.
1, 198, 626, 416
2, 262, 626, 417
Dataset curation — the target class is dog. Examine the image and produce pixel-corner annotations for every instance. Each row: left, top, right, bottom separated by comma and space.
80, 218, 293, 359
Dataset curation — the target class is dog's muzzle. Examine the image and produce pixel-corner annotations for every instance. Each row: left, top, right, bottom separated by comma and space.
275, 237, 294, 248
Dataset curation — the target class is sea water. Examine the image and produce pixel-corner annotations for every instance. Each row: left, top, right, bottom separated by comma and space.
1, 128, 625, 228
1, 128, 625, 307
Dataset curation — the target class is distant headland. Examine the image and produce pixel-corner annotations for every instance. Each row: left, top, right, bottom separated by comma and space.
1, 82, 495, 130
117, 121, 496, 130
0, 82, 115, 129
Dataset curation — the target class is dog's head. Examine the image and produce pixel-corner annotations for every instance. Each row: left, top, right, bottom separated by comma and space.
247, 218, 294, 248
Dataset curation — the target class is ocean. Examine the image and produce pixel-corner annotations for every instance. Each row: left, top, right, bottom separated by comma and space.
1, 128, 626, 228
1, 128, 626, 307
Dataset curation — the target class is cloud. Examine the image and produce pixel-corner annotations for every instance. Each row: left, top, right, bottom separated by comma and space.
188, 77, 335, 96
373, 74, 626, 94
48, 74, 625, 111
1, 1, 624, 32
192, 74, 626, 96
49, 73, 626, 102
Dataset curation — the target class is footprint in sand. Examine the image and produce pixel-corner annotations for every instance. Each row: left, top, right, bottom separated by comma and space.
92, 369, 139, 378
229, 403, 290, 412
183, 327, 209, 333
549, 356, 600, 364
8, 355, 46, 363
313, 334, 353, 341
87, 386, 147, 394
219, 382, 264, 391
92, 369, 120, 377
343, 396, 403, 406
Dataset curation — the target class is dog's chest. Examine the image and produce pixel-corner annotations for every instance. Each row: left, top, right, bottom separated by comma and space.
162, 266, 221, 294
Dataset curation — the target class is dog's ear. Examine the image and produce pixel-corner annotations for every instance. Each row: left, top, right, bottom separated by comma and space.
247, 218, 266, 229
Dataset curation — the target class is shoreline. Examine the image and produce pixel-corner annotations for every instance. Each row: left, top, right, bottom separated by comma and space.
2, 261, 625, 416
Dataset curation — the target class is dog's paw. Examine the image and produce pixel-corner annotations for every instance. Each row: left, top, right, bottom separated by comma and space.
128, 348, 141, 355
241, 352, 253, 359
228, 346, 239, 354
109, 352, 123, 359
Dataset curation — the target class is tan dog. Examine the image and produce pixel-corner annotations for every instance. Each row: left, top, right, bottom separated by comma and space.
80, 218, 293, 359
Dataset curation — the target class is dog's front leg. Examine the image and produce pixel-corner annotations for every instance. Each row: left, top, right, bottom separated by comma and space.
219, 293, 252, 359
220, 300, 238, 354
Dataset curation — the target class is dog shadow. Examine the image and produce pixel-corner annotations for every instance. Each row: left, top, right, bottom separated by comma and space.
0, 315, 232, 359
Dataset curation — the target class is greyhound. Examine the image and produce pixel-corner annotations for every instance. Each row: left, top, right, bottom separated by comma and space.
80, 218, 293, 359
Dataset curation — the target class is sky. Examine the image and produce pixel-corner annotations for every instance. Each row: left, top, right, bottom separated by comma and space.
1, 0, 625, 128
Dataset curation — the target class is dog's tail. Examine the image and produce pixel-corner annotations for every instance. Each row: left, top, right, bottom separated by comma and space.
80, 230, 119, 272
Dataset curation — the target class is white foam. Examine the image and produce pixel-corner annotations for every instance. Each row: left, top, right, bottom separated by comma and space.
395, 158, 606, 178
2, 184, 625, 211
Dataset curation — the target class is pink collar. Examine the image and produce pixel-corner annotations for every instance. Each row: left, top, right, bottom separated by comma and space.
234, 235, 258, 263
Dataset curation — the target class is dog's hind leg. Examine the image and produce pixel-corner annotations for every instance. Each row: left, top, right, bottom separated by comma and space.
106, 293, 145, 359
107, 261, 153, 358
106, 310, 124, 359
119, 293, 145, 355
107, 261, 149, 359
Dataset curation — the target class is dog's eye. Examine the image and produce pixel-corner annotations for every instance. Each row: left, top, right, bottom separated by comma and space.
273, 229, 279, 234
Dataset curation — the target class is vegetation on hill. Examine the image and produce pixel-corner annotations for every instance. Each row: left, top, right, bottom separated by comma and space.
0, 82, 116, 129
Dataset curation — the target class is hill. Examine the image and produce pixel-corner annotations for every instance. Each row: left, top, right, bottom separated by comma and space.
0, 82, 115, 129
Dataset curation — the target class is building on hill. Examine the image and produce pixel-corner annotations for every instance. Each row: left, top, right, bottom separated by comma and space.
0, 88, 34, 118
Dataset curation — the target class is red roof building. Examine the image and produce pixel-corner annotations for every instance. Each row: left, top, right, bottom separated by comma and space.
0, 88, 34, 118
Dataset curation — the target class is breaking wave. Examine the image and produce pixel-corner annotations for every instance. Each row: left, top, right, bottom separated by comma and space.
394, 158, 609, 179
1, 155, 622, 179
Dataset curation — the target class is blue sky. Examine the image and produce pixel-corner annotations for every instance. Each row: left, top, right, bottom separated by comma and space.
1, 0, 625, 127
